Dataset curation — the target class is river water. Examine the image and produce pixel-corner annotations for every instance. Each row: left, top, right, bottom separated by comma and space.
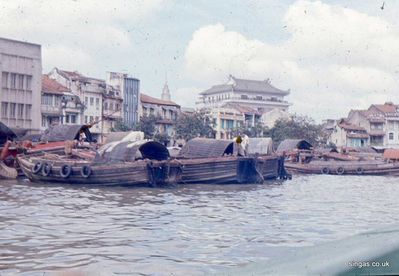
1, 175, 399, 275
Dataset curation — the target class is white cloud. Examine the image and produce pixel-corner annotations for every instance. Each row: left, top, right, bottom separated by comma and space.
0, 0, 167, 76
183, 0, 399, 120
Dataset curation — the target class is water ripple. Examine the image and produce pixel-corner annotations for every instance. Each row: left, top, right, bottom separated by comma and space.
1, 175, 399, 275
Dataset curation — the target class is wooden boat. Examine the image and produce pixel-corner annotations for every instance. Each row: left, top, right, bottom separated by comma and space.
285, 160, 399, 176
18, 140, 182, 186
176, 138, 286, 184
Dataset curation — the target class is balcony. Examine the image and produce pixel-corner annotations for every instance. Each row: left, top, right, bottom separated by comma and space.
41, 105, 61, 115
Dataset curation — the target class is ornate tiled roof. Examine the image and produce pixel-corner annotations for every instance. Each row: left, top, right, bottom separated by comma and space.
42, 74, 70, 94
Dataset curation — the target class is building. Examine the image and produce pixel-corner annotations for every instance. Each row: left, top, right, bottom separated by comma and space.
206, 103, 261, 139
106, 72, 140, 128
347, 102, 399, 147
196, 75, 291, 113
48, 68, 106, 140
0, 37, 42, 134
329, 119, 369, 148
139, 93, 180, 144
41, 75, 84, 130
102, 84, 123, 134
196, 75, 291, 138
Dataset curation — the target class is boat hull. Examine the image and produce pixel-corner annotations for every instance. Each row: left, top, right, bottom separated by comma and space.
285, 160, 399, 176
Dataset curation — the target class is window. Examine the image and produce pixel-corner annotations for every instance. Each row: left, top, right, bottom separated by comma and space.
96, 98, 99, 107
90, 116, 94, 123
10, 73, 16, 89
95, 116, 99, 123
9, 103, 16, 118
54, 96, 60, 106
42, 116, 47, 127
240, 95, 248, 99
25, 105, 32, 119
389, 132, 394, 140
66, 115, 70, 123
26, 75, 32, 90
85, 97, 88, 105
1, 102, 8, 117
85, 116, 88, 123
90, 97, 94, 106
2, 72, 8, 88
17, 74, 24, 89
70, 114, 76, 124
17, 104, 24, 118
110, 103, 114, 111
41, 95, 53, 105
116, 104, 120, 111
104, 102, 108, 110
256, 96, 262, 100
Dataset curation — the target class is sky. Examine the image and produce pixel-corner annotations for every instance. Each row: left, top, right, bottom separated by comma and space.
0, 0, 398, 121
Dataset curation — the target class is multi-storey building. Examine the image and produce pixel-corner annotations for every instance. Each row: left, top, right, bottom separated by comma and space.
196, 75, 291, 113
329, 119, 370, 148
196, 75, 291, 138
139, 93, 180, 144
102, 84, 123, 133
0, 37, 42, 134
41, 75, 84, 130
347, 102, 399, 148
106, 72, 140, 128
48, 68, 106, 141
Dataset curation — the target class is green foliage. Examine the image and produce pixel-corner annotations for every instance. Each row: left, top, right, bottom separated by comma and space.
270, 115, 324, 146
134, 115, 159, 139
231, 122, 270, 138
111, 120, 133, 132
175, 112, 215, 141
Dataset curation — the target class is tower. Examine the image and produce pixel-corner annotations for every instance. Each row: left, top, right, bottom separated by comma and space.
161, 81, 171, 101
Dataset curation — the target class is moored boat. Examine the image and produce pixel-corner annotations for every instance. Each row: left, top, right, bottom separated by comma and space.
285, 160, 399, 176
176, 138, 287, 184
18, 140, 182, 186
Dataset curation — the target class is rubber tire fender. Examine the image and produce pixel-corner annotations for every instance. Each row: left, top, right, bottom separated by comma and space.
80, 165, 92, 178
60, 164, 72, 178
321, 167, 330, 174
32, 161, 43, 174
336, 167, 345, 175
42, 163, 52, 176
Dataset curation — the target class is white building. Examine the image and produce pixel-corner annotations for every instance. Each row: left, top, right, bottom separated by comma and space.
48, 68, 105, 140
106, 72, 140, 128
329, 119, 369, 148
347, 102, 399, 148
196, 75, 291, 138
196, 75, 291, 113
0, 37, 42, 134
41, 75, 84, 130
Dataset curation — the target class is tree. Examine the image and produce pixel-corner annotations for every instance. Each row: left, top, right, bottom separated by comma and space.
270, 115, 324, 146
175, 112, 215, 141
231, 122, 270, 138
134, 115, 158, 139
111, 120, 133, 132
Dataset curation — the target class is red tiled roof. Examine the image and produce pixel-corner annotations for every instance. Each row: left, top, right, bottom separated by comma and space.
370, 103, 399, 114
346, 133, 369, 139
222, 103, 260, 115
338, 123, 366, 131
57, 68, 105, 83
384, 149, 399, 160
42, 75, 70, 94
140, 93, 180, 107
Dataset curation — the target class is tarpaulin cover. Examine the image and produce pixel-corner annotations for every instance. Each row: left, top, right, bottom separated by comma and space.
276, 139, 312, 153
41, 125, 93, 142
246, 138, 273, 155
178, 138, 234, 158
94, 140, 169, 163
0, 122, 17, 146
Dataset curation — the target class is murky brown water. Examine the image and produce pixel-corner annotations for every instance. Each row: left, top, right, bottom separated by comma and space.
1, 175, 399, 275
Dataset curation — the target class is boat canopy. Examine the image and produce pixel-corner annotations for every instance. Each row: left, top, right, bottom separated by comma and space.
104, 131, 145, 144
178, 138, 234, 158
276, 139, 313, 153
95, 140, 169, 163
41, 125, 93, 142
0, 122, 17, 146
246, 138, 273, 155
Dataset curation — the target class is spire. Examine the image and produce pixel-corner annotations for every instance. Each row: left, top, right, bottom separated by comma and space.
161, 75, 171, 101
